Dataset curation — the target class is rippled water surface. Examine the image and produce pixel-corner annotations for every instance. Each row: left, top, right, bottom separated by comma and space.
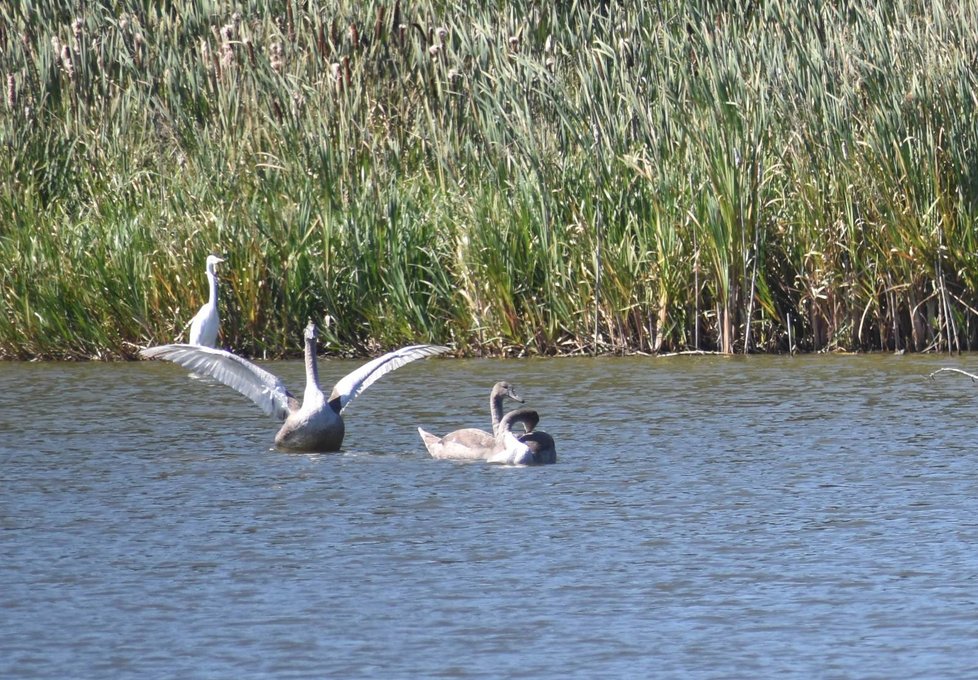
3, 353, 978, 678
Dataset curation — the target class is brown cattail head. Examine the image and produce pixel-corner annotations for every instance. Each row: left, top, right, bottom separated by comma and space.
7, 74, 16, 109
317, 23, 328, 60
392, 0, 401, 39
373, 6, 385, 43
349, 23, 359, 50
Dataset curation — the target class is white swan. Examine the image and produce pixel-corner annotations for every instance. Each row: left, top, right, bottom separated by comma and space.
141, 320, 449, 452
187, 255, 225, 347
418, 381, 523, 460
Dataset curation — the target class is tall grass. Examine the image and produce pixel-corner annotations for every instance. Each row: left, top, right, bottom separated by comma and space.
2, 0, 977, 358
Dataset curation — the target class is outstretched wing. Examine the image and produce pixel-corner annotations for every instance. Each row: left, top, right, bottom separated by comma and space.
140, 343, 295, 420
330, 344, 450, 413
929, 367, 978, 382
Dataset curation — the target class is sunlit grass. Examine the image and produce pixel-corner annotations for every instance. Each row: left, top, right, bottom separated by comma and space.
2, 1, 977, 358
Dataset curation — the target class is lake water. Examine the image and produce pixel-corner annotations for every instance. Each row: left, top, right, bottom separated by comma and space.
2, 352, 978, 678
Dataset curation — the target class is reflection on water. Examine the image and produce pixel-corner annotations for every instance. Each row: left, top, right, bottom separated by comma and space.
3, 353, 978, 678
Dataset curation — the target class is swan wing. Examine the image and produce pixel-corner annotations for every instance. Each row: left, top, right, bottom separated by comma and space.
141, 343, 294, 420
330, 344, 450, 413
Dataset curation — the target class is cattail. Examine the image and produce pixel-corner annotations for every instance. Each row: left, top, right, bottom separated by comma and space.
391, 0, 401, 39
200, 39, 212, 72
342, 56, 351, 88
373, 6, 385, 43
270, 42, 284, 73
220, 24, 234, 69
72, 18, 83, 51
508, 35, 520, 53
60, 44, 75, 80
133, 32, 143, 67
330, 62, 342, 91
436, 27, 448, 45
7, 74, 15, 109
349, 23, 359, 50
317, 23, 328, 60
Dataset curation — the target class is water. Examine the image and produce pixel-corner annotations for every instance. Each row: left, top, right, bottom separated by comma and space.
3, 353, 978, 678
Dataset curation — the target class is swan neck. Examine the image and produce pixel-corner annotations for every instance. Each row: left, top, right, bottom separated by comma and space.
490, 392, 504, 435
303, 333, 321, 395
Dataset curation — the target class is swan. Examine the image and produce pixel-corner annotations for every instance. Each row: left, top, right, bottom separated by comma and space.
418, 381, 523, 460
486, 408, 557, 465
517, 427, 557, 465
486, 408, 538, 465
141, 320, 449, 452
187, 255, 225, 347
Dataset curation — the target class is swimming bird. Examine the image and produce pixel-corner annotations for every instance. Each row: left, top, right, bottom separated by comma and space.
486, 408, 557, 465
187, 255, 225, 347
418, 381, 524, 460
141, 320, 449, 452
486, 408, 539, 465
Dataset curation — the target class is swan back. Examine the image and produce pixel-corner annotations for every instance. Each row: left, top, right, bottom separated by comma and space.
418, 426, 496, 460
140, 343, 295, 420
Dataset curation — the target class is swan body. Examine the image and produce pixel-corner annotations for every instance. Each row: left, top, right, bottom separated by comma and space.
485, 409, 539, 465
142, 321, 449, 452
187, 255, 225, 347
418, 381, 523, 460
422, 406, 557, 465
486, 408, 557, 465
517, 429, 557, 465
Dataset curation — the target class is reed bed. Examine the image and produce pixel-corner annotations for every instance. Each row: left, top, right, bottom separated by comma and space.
2, 0, 977, 358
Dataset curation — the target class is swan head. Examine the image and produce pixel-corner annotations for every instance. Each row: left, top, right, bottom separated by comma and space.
500, 407, 539, 434
494, 381, 524, 404
304, 319, 318, 341
205, 254, 225, 274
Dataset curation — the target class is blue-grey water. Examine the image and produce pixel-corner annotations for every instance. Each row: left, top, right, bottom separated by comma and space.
2, 353, 978, 678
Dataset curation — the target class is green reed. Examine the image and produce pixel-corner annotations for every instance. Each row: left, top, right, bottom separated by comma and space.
2, 0, 978, 358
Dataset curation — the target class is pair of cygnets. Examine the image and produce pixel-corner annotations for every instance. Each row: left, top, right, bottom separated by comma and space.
141, 255, 448, 452
418, 381, 557, 465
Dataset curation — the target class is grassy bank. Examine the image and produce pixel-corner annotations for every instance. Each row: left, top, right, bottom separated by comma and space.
2, 1, 978, 359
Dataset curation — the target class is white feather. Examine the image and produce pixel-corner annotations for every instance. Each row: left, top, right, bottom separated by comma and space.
141, 344, 293, 420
